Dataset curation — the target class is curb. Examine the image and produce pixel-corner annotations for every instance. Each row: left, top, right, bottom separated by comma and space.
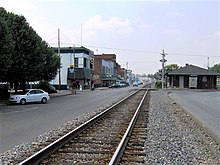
0, 100, 8, 106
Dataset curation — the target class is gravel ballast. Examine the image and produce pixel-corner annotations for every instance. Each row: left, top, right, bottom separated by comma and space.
1, 90, 220, 164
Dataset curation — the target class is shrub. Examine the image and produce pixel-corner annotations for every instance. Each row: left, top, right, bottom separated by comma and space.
155, 81, 162, 88
38, 80, 50, 92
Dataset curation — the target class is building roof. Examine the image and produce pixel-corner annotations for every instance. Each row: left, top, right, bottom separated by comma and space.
53, 46, 93, 55
167, 64, 220, 76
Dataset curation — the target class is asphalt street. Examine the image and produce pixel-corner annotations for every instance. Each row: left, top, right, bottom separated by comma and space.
0, 87, 136, 153
169, 90, 220, 143
1, 88, 219, 153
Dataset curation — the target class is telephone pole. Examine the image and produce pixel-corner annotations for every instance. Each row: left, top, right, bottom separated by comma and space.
160, 49, 167, 90
207, 56, 209, 70
81, 23, 83, 46
58, 28, 61, 91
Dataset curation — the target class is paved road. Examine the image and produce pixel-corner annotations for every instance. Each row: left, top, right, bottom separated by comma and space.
0, 87, 137, 153
169, 90, 220, 143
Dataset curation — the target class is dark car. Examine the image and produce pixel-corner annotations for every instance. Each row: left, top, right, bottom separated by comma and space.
49, 85, 57, 93
133, 82, 138, 87
0, 87, 10, 99
109, 84, 120, 88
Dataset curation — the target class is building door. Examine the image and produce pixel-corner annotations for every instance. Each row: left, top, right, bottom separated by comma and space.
179, 76, 184, 88
189, 77, 197, 89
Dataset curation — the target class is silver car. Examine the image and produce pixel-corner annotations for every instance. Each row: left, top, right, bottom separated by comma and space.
9, 89, 50, 105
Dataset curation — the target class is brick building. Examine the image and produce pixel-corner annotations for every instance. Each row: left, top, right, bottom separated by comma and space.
93, 54, 117, 87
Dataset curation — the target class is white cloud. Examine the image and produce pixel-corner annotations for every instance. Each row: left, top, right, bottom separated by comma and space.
0, 0, 37, 14
155, 0, 171, 2
166, 12, 182, 17
166, 28, 183, 36
206, 31, 220, 41
84, 15, 133, 35
139, 23, 153, 29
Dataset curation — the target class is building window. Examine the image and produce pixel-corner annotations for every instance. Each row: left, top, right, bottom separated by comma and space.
90, 58, 94, 70
84, 58, 87, 68
74, 58, 78, 68
202, 76, 207, 82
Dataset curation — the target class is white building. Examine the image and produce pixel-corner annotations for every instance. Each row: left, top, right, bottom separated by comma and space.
51, 46, 94, 89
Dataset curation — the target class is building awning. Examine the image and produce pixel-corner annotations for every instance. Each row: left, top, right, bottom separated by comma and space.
67, 68, 91, 80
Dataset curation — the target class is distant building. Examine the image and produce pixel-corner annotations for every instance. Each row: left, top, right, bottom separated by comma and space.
94, 54, 118, 87
52, 46, 94, 89
166, 64, 220, 89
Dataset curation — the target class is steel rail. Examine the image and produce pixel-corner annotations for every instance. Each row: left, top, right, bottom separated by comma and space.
109, 89, 149, 165
18, 89, 140, 165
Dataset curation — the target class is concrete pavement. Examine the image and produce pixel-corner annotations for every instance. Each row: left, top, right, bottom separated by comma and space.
168, 89, 220, 144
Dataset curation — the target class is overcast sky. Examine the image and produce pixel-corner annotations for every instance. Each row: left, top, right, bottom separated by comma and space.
1, 0, 219, 74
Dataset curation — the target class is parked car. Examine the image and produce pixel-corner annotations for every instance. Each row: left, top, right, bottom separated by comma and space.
118, 83, 126, 87
9, 89, 50, 105
109, 84, 120, 88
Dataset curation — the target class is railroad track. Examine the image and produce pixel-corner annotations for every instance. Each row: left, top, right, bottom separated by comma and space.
19, 88, 150, 165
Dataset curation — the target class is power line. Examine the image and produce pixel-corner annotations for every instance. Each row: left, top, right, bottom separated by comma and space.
48, 41, 220, 58
84, 44, 220, 58
168, 52, 219, 58
83, 44, 159, 54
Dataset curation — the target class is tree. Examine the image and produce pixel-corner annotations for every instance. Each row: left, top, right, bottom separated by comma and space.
0, 8, 14, 81
0, 8, 59, 91
147, 74, 155, 79
211, 63, 220, 73
165, 64, 179, 73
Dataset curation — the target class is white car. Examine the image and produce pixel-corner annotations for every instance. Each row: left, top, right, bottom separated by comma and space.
9, 89, 50, 105
117, 83, 126, 87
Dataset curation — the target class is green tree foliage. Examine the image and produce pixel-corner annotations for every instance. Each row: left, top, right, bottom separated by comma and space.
165, 64, 179, 72
155, 80, 162, 88
211, 63, 220, 73
0, 8, 14, 81
153, 64, 179, 80
0, 7, 59, 90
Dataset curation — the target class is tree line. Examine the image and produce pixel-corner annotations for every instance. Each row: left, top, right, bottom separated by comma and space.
0, 7, 59, 91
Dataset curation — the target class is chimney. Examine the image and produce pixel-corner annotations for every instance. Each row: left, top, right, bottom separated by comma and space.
185, 63, 189, 66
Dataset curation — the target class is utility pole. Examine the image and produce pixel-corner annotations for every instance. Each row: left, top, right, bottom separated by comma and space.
126, 62, 128, 82
73, 44, 75, 80
207, 56, 209, 70
160, 49, 167, 90
58, 28, 61, 91
81, 23, 83, 46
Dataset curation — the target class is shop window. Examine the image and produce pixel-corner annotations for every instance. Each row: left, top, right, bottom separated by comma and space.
202, 76, 207, 82
84, 58, 87, 68
74, 58, 78, 68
